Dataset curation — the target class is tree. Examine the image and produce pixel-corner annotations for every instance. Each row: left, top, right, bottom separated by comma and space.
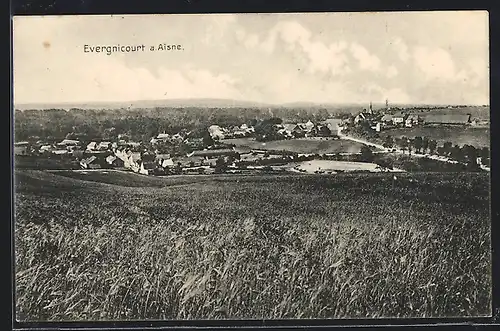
318, 125, 332, 137
383, 135, 394, 149
428, 139, 437, 154
413, 136, 423, 153
443, 141, 453, 155
202, 130, 215, 147
462, 144, 478, 163
398, 137, 409, 154
450, 145, 464, 162
215, 156, 227, 173
422, 137, 429, 154
360, 145, 374, 162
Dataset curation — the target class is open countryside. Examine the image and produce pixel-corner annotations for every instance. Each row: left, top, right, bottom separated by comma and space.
15, 169, 490, 320
379, 127, 490, 149
226, 137, 370, 155
13, 102, 492, 321
13, 12, 491, 322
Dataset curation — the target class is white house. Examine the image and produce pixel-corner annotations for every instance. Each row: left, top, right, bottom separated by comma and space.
86, 141, 97, 151
208, 125, 225, 140
139, 161, 156, 175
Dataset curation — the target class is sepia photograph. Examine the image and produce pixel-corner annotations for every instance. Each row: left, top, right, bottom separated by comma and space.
12, 11, 491, 321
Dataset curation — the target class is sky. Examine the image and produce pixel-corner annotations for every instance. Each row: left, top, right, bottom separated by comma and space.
12, 11, 489, 105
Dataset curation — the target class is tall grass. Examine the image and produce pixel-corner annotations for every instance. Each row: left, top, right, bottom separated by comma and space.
14, 171, 491, 320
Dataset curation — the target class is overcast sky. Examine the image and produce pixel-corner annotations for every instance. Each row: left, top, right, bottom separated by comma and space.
13, 11, 489, 105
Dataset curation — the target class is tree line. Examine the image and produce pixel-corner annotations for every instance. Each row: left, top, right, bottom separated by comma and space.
14, 107, 344, 142
381, 135, 490, 167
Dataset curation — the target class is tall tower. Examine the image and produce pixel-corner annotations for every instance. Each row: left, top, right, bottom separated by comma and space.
369, 101, 373, 114
386, 98, 390, 110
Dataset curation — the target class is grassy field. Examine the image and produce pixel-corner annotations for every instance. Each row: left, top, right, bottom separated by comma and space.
225, 138, 370, 154
380, 127, 490, 148
14, 170, 491, 321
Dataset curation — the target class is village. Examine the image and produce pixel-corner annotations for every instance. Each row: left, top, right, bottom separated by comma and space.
13, 102, 490, 175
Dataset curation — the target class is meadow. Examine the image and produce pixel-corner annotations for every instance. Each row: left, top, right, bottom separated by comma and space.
14, 170, 491, 321
225, 138, 369, 154
380, 127, 490, 148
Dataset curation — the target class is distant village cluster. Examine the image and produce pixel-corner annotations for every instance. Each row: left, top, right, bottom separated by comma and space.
12, 115, 348, 176
13, 102, 490, 175
347, 101, 487, 132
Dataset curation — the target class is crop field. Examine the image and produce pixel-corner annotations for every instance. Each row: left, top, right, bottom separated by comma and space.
380, 127, 490, 148
14, 170, 491, 321
225, 138, 370, 154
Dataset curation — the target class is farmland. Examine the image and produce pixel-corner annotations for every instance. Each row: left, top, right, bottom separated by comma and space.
380, 127, 490, 148
14, 170, 491, 321
225, 137, 370, 154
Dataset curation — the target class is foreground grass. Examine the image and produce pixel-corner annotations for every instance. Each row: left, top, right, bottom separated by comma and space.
14, 171, 491, 320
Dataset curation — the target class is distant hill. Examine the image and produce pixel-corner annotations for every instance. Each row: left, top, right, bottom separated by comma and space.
14, 98, 489, 113
14, 99, 272, 111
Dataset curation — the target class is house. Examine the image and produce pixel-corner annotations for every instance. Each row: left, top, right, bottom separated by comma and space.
86, 141, 97, 151
392, 112, 407, 125
57, 139, 80, 147
405, 114, 421, 127
106, 155, 124, 167
370, 122, 381, 132
80, 156, 102, 169
126, 152, 141, 171
52, 149, 69, 156
423, 114, 471, 125
155, 153, 174, 168
97, 141, 112, 150
14, 141, 30, 155
160, 158, 175, 168
380, 114, 393, 123
321, 118, 344, 135
139, 161, 157, 175
297, 120, 315, 132
153, 133, 170, 144
354, 112, 374, 124
39, 145, 53, 154
208, 125, 225, 140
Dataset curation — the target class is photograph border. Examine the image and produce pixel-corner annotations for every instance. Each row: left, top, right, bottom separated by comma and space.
8, 1, 499, 330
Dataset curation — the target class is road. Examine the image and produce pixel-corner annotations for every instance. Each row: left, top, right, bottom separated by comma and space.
338, 133, 490, 171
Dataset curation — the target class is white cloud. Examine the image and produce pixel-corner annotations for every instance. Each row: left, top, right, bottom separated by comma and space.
386, 65, 398, 78
235, 28, 260, 49
202, 14, 238, 46
14, 42, 241, 103
263, 21, 350, 76
391, 38, 409, 62
413, 46, 458, 81
349, 43, 381, 71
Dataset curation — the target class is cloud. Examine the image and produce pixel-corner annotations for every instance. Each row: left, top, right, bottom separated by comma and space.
14, 43, 241, 103
202, 14, 238, 46
262, 21, 350, 76
391, 38, 409, 62
235, 28, 260, 49
349, 43, 381, 71
386, 65, 398, 78
413, 46, 459, 81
